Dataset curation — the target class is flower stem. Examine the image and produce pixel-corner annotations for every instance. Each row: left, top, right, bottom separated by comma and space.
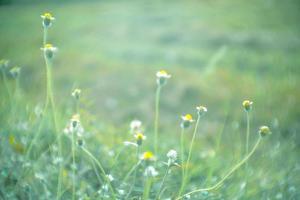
180, 115, 200, 194
176, 136, 262, 200
125, 146, 140, 198
246, 111, 250, 161
178, 127, 185, 196
155, 165, 170, 199
82, 147, 116, 199
143, 177, 152, 200
71, 131, 76, 200
154, 86, 161, 157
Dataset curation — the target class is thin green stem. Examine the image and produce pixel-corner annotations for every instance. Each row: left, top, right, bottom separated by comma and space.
176, 136, 262, 200
82, 147, 116, 199
121, 160, 142, 186
143, 177, 152, 200
125, 146, 140, 198
1, 69, 13, 108
180, 115, 200, 194
154, 86, 161, 156
178, 127, 185, 196
71, 131, 76, 200
155, 165, 170, 200
246, 111, 250, 159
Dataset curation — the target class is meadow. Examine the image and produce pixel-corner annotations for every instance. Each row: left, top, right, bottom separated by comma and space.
0, 0, 299, 199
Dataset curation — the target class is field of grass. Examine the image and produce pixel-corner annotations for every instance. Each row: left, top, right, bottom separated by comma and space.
0, 0, 300, 199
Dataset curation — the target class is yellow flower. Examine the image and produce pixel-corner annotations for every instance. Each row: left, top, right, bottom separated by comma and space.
135, 132, 146, 146
156, 70, 171, 86
41, 43, 57, 59
242, 100, 253, 112
142, 151, 154, 161
181, 114, 194, 128
41, 12, 55, 27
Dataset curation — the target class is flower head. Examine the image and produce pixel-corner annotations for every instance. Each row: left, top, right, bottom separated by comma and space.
156, 70, 171, 86
41, 12, 55, 27
130, 119, 142, 134
72, 88, 81, 100
0, 59, 9, 70
196, 106, 207, 116
242, 100, 253, 112
259, 126, 271, 137
142, 151, 155, 161
144, 166, 158, 177
167, 149, 177, 166
134, 132, 146, 146
181, 114, 194, 128
41, 43, 57, 59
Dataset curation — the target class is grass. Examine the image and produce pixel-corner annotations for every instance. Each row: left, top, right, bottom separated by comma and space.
0, 0, 300, 199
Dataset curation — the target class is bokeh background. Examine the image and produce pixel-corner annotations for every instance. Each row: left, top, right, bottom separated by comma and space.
1, 0, 300, 199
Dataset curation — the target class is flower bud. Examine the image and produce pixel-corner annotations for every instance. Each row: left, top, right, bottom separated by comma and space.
135, 132, 146, 146
259, 126, 271, 137
242, 100, 253, 112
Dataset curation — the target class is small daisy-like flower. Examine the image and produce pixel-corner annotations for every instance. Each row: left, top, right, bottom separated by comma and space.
242, 100, 253, 112
142, 151, 155, 161
144, 166, 158, 177
167, 149, 177, 166
9, 66, 21, 79
41, 12, 55, 27
134, 132, 146, 146
259, 126, 271, 137
196, 106, 207, 116
156, 70, 171, 86
72, 88, 81, 100
181, 114, 194, 128
130, 119, 142, 134
41, 43, 57, 59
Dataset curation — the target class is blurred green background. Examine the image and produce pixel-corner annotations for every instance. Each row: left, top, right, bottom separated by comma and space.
0, 0, 300, 199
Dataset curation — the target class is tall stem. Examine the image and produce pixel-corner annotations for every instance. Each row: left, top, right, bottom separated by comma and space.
155, 165, 170, 199
154, 86, 161, 156
180, 115, 200, 194
246, 112, 250, 159
71, 131, 76, 200
82, 147, 116, 199
143, 177, 152, 200
125, 146, 140, 198
178, 127, 185, 196
176, 136, 262, 200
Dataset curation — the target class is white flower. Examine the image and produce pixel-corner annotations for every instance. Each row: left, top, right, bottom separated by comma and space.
130, 119, 142, 133
106, 174, 114, 182
156, 70, 171, 86
196, 106, 207, 116
41, 12, 55, 27
181, 114, 194, 128
72, 88, 81, 100
167, 149, 177, 164
144, 166, 158, 177
41, 44, 57, 59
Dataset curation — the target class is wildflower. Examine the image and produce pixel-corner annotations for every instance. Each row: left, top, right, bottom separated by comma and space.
64, 114, 84, 136
259, 126, 271, 137
242, 100, 253, 112
181, 114, 194, 128
144, 166, 158, 177
130, 119, 142, 134
41, 12, 55, 28
72, 88, 81, 100
134, 132, 146, 146
167, 149, 177, 166
156, 70, 171, 86
41, 43, 57, 59
106, 174, 114, 182
196, 106, 207, 117
142, 151, 155, 161
0, 59, 9, 70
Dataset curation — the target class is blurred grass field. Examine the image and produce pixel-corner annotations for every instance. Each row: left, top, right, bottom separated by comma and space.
0, 0, 300, 199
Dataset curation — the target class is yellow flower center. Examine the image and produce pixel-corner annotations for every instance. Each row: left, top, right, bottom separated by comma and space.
43, 12, 53, 19
185, 114, 193, 121
159, 70, 168, 75
136, 133, 144, 140
143, 151, 154, 160
44, 43, 53, 48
